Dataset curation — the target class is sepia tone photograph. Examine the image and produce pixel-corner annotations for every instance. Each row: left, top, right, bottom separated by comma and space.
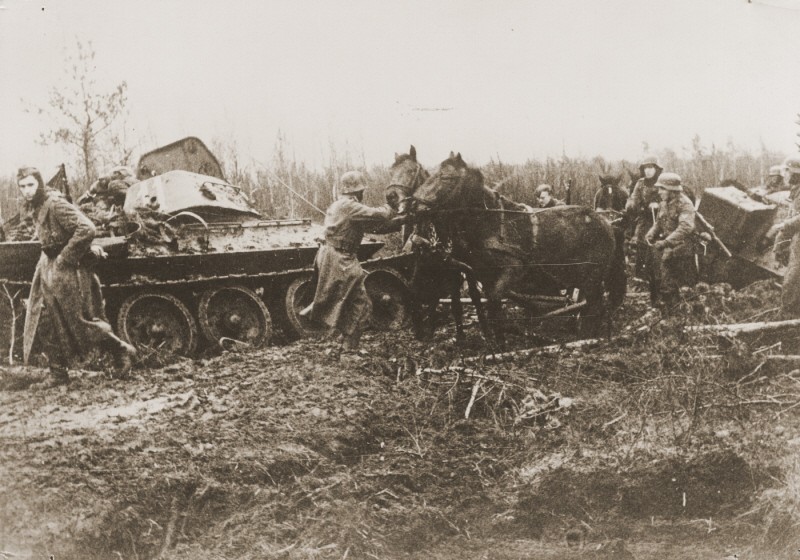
1, 0, 800, 558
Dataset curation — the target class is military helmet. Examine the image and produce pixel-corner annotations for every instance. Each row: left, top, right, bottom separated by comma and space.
768, 164, 784, 177
638, 155, 663, 173
339, 171, 367, 195
782, 155, 800, 175
109, 165, 135, 178
535, 183, 553, 195
655, 172, 682, 192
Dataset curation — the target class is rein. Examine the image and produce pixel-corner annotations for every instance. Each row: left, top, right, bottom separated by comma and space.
387, 161, 423, 196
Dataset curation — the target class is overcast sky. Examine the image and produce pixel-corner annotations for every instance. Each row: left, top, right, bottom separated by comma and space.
1, 0, 799, 176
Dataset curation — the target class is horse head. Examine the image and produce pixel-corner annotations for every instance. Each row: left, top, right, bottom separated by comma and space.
386, 145, 429, 214
626, 168, 640, 191
412, 151, 485, 212
599, 173, 623, 188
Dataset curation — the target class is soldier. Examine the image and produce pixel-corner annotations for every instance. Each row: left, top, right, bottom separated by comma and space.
768, 155, 800, 317
535, 184, 564, 208
301, 171, 398, 359
766, 164, 786, 193
625, 155, 663, 290
645, 172, 697, 311
18, 167, 136, 386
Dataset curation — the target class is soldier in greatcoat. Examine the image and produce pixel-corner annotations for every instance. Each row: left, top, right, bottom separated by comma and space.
301, 171, 398, 358
768, 155, 800, 317
645, 172, 697, 311
18, 167, 136, 385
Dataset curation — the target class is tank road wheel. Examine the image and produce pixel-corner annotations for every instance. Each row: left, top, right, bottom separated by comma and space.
117, 292, 198, 356
283, 273, 325, 339
365, 268, 411, 331
198, 286, 272, 348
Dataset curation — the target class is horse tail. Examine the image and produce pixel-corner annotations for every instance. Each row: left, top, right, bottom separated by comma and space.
605, 226, 627, 310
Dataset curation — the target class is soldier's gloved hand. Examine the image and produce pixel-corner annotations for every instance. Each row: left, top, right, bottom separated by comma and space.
90, 245, 108, 259
766, 222, 785, 240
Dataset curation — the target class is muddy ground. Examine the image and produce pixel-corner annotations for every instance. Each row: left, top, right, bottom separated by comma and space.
2, 281, 800, 559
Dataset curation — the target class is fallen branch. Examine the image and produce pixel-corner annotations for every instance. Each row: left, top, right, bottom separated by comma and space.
156, 497, 179, 559
464, 379, 483, 419
417, 366, 523, 387
764, 355, 800, 363
462, 338, 602, 365
541, 301, 587, 318
685, 318, 800, 337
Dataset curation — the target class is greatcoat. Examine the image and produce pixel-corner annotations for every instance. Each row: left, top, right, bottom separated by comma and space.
23, 191, 125, 367
309, 196, 394, 339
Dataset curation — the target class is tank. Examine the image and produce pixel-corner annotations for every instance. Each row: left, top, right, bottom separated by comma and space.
0, 138, 412, 359
697, 185, 789, 287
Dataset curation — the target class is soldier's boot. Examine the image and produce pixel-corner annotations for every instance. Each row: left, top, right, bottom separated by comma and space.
342, 331, 362, 352
658, 292, 680, 315
33, 366, 70, 389
114, 341, 137, 379
51, 366, 70, 385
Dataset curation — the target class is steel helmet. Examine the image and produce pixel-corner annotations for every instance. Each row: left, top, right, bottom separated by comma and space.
768, 164, 783, 177
638, 155, 663, 174
782, 155, 800, 175
109, 165, 135, 178
655, 172, 682, 192
339, 171, 367, 195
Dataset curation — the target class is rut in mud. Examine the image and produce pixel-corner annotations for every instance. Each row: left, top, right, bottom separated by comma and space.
1, 281, 799, 559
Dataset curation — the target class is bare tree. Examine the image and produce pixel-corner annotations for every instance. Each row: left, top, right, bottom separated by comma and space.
30, 40, 129, 187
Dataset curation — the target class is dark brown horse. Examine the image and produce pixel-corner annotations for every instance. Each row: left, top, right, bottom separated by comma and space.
386, 146, 488, 341
409, 152, 626, 343
594, 173, 629, 212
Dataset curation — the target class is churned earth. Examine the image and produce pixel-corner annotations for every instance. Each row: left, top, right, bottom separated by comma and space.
1, 281, 799, 560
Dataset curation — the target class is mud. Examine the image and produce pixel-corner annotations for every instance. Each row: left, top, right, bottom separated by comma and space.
1, 284, 798, 559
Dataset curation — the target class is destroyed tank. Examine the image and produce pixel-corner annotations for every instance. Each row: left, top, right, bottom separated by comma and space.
696, 183, 789, 288
0, 138, 412, 359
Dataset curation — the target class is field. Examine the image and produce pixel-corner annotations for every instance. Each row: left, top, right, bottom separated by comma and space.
2, 278, 800, 560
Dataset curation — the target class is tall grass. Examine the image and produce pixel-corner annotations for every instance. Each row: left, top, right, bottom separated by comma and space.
0, 135, 786, 223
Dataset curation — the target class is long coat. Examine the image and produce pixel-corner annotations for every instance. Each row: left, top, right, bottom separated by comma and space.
23, 191, 119, 367
779, 187, 800, 316
309, 196, 394, 336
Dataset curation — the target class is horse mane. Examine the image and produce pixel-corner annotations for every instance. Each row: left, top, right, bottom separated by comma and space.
437, 154, 531, 211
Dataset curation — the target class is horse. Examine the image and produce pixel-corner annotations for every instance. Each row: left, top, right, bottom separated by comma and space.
386, 146, 488, 342
594, 173, 629, 212
408, 152, 626, 344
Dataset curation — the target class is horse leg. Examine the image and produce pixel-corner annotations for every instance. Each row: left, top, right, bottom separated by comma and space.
485, 266, 516, 348
449, 271, 466, 343
465, 274, 490, 341
580, 282, 607, 338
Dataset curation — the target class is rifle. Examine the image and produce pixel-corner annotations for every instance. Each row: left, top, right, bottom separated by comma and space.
695, 211, 732, 258
46, 164, 71, 203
